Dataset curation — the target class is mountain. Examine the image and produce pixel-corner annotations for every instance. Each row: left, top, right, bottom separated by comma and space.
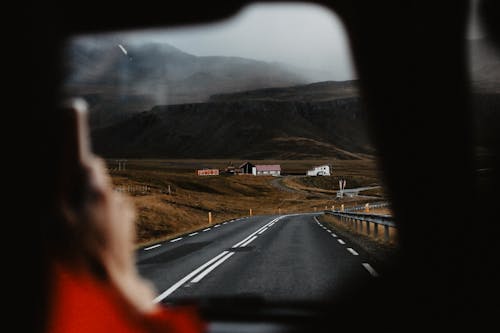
209, 80, 359, 102
64, 40, 309, 128
91, 81, 374, 160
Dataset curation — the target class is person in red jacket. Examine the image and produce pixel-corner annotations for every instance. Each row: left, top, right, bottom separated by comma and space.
44, 100, 205, 333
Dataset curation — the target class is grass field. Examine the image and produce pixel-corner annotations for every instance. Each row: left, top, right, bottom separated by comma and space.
107, 159, 387, 246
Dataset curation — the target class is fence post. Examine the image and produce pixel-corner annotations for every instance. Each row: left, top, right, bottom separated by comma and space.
384, 225, 390, 242
374, 223, 379, 238
208, 212, 212, 225
249, 208, 253, 216
366, 221, 370, 235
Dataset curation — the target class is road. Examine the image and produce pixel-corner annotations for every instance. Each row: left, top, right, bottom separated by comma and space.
270, 177, 381, 199
137, 214, 379, 304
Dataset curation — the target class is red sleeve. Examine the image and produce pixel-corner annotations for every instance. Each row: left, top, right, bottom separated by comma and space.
143, 305, 206, 333
47, 263, 206, 333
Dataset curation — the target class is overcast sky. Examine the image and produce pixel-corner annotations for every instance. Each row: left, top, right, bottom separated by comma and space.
124, 3, 356, 81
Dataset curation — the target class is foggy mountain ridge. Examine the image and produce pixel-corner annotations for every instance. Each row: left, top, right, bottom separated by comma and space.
64, 37, 500, 131
65, 40, 318, 128
92, 97, 373, 160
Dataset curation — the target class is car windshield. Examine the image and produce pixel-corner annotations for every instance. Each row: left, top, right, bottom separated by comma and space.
468, 0, 500, 179
62, 3, 397, 305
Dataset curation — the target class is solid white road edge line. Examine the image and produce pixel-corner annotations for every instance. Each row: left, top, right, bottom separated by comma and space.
362, 263, 379, 277
347, 248, 359, 256
144, 244, 161, 251
153, 251, 229, 303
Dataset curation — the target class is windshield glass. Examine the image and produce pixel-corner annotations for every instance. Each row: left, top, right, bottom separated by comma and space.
468, 0, 499, 195
63, 2, 397, 305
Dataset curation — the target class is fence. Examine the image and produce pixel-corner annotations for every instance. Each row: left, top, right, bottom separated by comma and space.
114, 185, 151, 194
324, 202, 395, 242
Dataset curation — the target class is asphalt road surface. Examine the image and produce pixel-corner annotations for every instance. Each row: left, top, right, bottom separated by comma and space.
137, 214, 379, 304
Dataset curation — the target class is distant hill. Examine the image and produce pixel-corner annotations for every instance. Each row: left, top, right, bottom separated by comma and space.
64, 40, 309, 128
209, 80, 359, 102
91, 81, 374, 160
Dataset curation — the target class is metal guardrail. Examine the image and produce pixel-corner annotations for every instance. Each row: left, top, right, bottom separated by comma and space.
324, 202, 395, 241
324, 210, 395, 227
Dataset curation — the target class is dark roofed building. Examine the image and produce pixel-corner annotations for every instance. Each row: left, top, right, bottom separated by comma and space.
239, 162, 255, 174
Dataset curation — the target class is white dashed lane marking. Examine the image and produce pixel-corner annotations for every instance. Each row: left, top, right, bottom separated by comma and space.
144, 244, 161, 251
170, 237, 182, 243
347, 248, 359, 256
362, 263, 379, 277
312, 216, 379, 279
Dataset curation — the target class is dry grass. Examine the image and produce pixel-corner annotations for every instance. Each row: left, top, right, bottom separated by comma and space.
366, 207, 392, 215
107, 159, 388, 246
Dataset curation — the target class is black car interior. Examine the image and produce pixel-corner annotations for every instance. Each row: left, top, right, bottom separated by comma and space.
16, 0, 500, 331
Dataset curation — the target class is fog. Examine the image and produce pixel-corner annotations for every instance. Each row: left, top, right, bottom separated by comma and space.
123, 3, 356, 81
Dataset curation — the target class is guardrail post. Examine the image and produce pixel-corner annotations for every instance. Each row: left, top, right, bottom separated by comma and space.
374, 223, 379, 238
366, 221, 370, 235
208, 212, 212, 225
384, 225, 390, 242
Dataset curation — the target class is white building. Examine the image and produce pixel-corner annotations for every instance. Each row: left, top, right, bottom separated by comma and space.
252, 165, 281, 176
307, 165, 332, 176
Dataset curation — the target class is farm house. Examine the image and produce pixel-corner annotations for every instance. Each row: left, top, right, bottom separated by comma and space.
307, 165, 332, 176
197, 169, 219, 176
252, 165, 281, 176
238, 161, 255, 174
